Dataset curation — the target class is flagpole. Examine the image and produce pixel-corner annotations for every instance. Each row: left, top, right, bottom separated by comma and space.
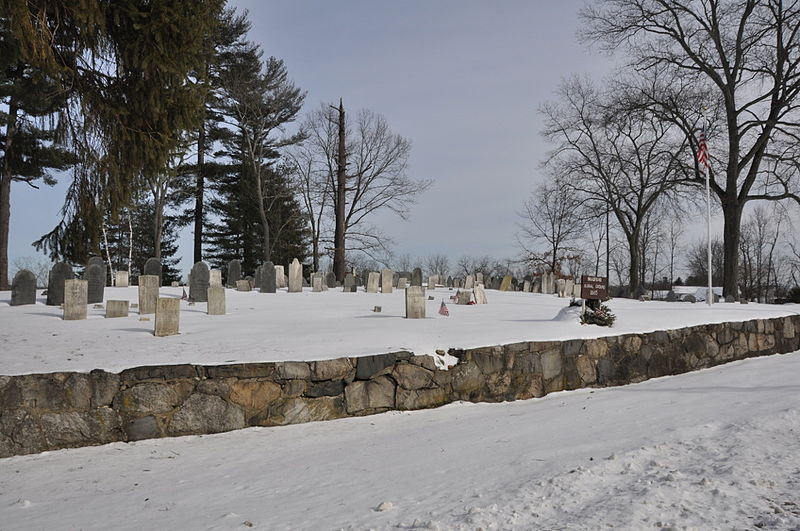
704, 118, 713, 306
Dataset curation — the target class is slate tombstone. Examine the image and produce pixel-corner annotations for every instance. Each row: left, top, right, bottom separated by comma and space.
63, 279, 88, 320
85, 263, 106, 304
227, 260, 242, 288
189, 261, 210, 303
11, 269, 36, 306
261, 261, 276, 293
311, 273, 323, 292
288, 258, 303, 293
490, 277, 502, 290
343, 273, 357, 292
326, 272, 337, 288
46, 262, 74, 306
143, 258, 162, 286
411, 267, 423, 287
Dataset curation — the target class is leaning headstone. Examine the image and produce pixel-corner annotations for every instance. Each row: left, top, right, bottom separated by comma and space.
207, 286, 226, 315
85, 263, 106, 304
138, 275, 159, 314
381, 269, 393, 294
46, 262, 74, 306
143, 257, 162, 286
63, 279, 88, 320
261, 261, 276, 293
275, 265, 286, 289
343, 273, 357, 292
326, 272, 337, 288
154, 297, 180, 337
312, 273, 323, 292
556, 278, 567, 297
115, 270, 129, 287
11, 269, 36, 306
465, 275, 475, 290
189, 262, 210, 302
227, 260, 242, 288
411, 267, 423, 287
209, 269, 222, 287
474, 283, 488, 304
236, 280, 252, 292
361, 270, 370, 288
366, 272, 380, 293
405, 286, 426, 318
499, 275, 513, 292
105, 300, 129, 318
288, 259, 303, 293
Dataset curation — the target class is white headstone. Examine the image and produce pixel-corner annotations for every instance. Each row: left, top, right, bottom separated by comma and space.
288, 259, 302, 293
465, 275, 475, 289
366, 272, 380, 293
209, 270, 222, 287
63, 279, 88, 320
115, 270, 129, 288
381, 269, 393, 294
474, 283, 488, 305
405, 286, 426, 319
275, 265, 286, 289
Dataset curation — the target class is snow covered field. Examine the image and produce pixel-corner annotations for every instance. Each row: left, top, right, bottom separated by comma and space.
1, 286, 797, 375
1, 351, 798, 530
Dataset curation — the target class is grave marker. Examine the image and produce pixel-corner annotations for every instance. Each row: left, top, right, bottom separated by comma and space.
381, 269, 393, 294
115, 270, 129, 287
209, 269, 222, 287
474, 283, 488, 304
138, 275, 159, 314
311, 273, 323, 292
366, 272, 380, 293
105, 300, 129, 318
207, 286, 226, 315
499, 275, 512, 292
85, 263, 106, 304
154, 297, 180, 336
236, 280, 252, 292
46, 262, 74, 306
11, 269, 36, 306
227, 259, 242, 287
465, 275, 475, 289
275, 265, 286, 289
63, 279, 88, 320
288, 259, 303, 292
189, 262, 210, 302
143, 257, 162, 286
343, 273, 357, 292
411, 267, 423, 287
405, 286, 426, 318
326, 272, 337, 288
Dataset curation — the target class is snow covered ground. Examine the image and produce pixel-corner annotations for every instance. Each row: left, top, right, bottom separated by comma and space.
1, 286, 797, 375
1, 351, 798, 530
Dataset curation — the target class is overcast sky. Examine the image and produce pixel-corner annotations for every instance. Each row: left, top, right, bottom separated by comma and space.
9, 0, 620, 272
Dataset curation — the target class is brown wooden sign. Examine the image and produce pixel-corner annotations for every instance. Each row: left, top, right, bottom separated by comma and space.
580, 275, 608, 300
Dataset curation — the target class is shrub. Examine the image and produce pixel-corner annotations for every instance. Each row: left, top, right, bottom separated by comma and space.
580, 303, 616, 327
788, 286, 800, 304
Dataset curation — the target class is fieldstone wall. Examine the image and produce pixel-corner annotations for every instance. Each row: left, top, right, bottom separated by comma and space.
2, 315, 799, 458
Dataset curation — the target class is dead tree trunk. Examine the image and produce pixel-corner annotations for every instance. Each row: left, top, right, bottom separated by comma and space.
333, 99, 347, 281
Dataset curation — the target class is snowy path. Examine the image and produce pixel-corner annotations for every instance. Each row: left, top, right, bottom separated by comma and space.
1, 351, 799, 530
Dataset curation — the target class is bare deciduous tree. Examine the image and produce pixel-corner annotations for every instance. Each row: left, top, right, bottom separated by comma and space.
425, 254, 451, 278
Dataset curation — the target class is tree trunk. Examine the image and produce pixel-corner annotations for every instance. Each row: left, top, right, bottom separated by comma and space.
627, 232, 641, 298
333, 100, 347, 282
312, 234, 319, 272
194, 121, 206, 263
721, 202, 743, 298
0, 98, 17, 291
153, 198, 163, 260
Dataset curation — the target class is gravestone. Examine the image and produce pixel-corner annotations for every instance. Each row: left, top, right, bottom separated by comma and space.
428, 275, 439, 290
207, 286, 226, 315
87, 256, 105, 269
573, 283, 581, 297
397, 277, 408, 289
343, 273, 357, 292
476, 272, 484, 285
474, 283, 488, 304
106, 300, 129, 318
456, 290, 472, 305
556, 278, 567, 297
245, 276, 254, 289
411, 267, 423, 287
154, 297, 180, 337
666, 290, 677, 302
63, 279, 88, 320
288, 259, 303, 293
405, 286, 426, 318
261, 261, 276, 293
523, 280, 531, 293
446, 276, 453, 288
189, 262, 210, 302
227, 260, 242, 288
143, 258, 162, 286
85, 263, 106, 304
366, 272, 380, 293
46, 262, 74, 306
684, 294, 697, 303
499, 275, 512, 292
326, 272, 337, 288
565, 279, 575, 297
275, 265, 286, 289
532, 278, 541, 293
236, 280, 252, 292
115, 270, 129, 287
312, 273, 323, 292
254, 266, 263, 291
542, 272, 555, 294
465, 275, 475, 290
209, 269, 222, 287
11, 269, 36, 306
138, 275, 159, 314
381, 269, 393, 294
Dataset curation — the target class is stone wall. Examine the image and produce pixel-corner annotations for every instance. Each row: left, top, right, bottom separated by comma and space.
2, 315, 798, 458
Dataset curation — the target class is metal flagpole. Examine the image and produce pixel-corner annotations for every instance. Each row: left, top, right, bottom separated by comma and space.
704, 118, 713, 306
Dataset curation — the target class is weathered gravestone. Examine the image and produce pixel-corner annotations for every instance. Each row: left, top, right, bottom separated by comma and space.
85, 263, 106, 304
227, 260, 242, 288
476, 272, 484, 285
115, 270, 129, 287
275, 265, 286, 289
87, 256, 105, 269
532, 278, 541, 293
523, 280, 531, 293
326, 272, 337, 288
236, 280, 252, 292
261, 261, 276, 293
542, 272, 555, 294
397, 277, 408, 289
254, 265, 263, 291
154, 297, 180, 337
209, 269, 222, 287
207, 286, 226, 315
11, 269, 36, 306
311, 273, 323, 292
405, 286, 426, 318
499, 275, 513, 292
446, 276, 453, 288
456, 290, 472, 305
245, 276, 254, 290
189, 262, 210, 302
565, 279, 575, 297
63, 279, 88, 320
105, 300, 129, 318
474, 283, 488, 304
381, 269, 393, 294
138, 275, 159, 314
684, 294, 697, 303
46, 262, 74, 306
366, 272, 380, 293
288, 259, 303, 293
411, 267, 423, 287
573, 282, 581, 298
143, 258, 162, 286
428, 275, 439, 290
666, 290, 678, 302
343, 273, 357, 292
488, 277, 500, 290
465, 275, 475, 290
556, 278, 567, 297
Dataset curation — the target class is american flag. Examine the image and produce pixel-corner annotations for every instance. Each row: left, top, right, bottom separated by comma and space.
439, 301, 450, 316
697, 126, 710, 168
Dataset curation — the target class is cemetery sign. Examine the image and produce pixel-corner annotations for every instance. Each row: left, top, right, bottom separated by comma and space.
580, 275, 608, 300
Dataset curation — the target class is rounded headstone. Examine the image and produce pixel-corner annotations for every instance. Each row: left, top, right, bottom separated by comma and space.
11, 269, 37, 306
85, 263, 106, 304
411, 267, 423, 287
326, 271, 337, 288
143, 258, 162, 286
261, 261, 276, 293
227, 259, 242, 287
189, 262, 210, 302
87, 256, 105, 269
46, 262, 74, 306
